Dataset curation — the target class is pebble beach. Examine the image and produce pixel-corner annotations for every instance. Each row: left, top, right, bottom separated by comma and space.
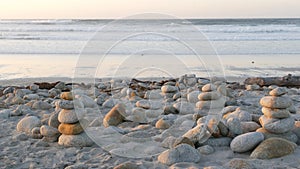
1, 74, 300, 169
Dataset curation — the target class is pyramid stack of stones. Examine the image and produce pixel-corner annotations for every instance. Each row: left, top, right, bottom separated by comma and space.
257, 87, 298, 143
57, 92, 93, 147
196, 84, 226, 115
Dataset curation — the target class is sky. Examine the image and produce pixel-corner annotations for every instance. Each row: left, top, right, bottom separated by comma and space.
0, 0, 300, 19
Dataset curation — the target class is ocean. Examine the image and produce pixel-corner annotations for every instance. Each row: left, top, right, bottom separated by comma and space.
0, 19, 300, 80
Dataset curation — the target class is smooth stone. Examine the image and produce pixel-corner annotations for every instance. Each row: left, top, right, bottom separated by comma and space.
163, 105, 179, 115
113, 161, 140, 169
218, 121, 229, 137
60, 92, 74, 100
155, 118, 172, 129
48, 111, 60, 128
126, 108, 148, 123
11, 96, 24, 105
57, 100, 84, 110
173, 137, 195, 148
256, 128, 298, 143
224, 108, 252, 122
161, 85, 178, 93
198, 145, 215, 155
3, 86, 14, 94
227, 117, 243, 135
58, 120, 88, 135
269, 87, 287, 96
230, 132, 264, 153
196, 99, 225, 109
103, 103, 126, 127
246, 84, 260, 91
225, 158, 255, 169
289, 105, 297, 114
32, 101, 52, 110
292, 121, 300, 144
30, 127, 43, 139
169, 162, 201, 169
40, 125, 60, 137
161, 136, 177, 149
250, 138, 297, 159
259, 116, 294, 134
17, 116, 42, 134
183, 124, 208, 143
198, 91, 221, 101
217, 84, 228, 96
29, 84, 39, 91
76, 95, 97, 108
262, 107, 290, 119
241, 121, 261, 133
202, 84, 217, 92
200, 137, 232, 147
158, 144, 201, 165
58, 108, 85, 124
144, 90, 162, 100
221, 106, 239, 115
23, 94, 39, 100
260, 96, 292, 109
187, 91, 200, 103
173, 102, 195, 115
58, 132, 94, 147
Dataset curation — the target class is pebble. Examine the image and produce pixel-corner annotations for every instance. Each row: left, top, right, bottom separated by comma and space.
256, 128, 298, 143
58, 132, 94, 147
76, 95, 96, 108
200, 137, 232, 147
48, 111, 60, 128
17, 116, 42, 134
202, 84, 217, 92
225, 159, 255, 169
198, 145, 215, 155
57, 100, 84, 110
58, 108, 85, 124
155, 118, 172, 129
58, 120, 88, 135
224, 108, 252, 122
23, 94, 39, 100
158, 144, 201, 165
246, 84, 260, 91
103, 103, 126, 127
260, 96, 292, 109
259, 116, 294, 134
161, 85, 178, 93
269, 87, 287, 96
187, 91, 200, 103
262, 107, 290, 119
240, 121, 261, 133
198, 91, 221, 101
40, 125, 60, 137
173, 102, 195, 115
60, 92, 74, 100
227, 117, 243, 135
32, 101, 52, 110
230, 132, 264, 153
163, 105, 179, 115
29, 84, 39, 91
196, 98, 225, 109
113, 161, 140, 169
173, 137, 195, 148
250, 138, 297, 159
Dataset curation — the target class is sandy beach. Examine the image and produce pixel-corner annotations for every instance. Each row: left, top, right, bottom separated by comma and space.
1, 74, 300, 169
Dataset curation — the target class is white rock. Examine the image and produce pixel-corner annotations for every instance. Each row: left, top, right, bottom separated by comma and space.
58, 132, 94, 147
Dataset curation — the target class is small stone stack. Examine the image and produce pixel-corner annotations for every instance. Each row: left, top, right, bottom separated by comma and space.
196, 84, 225, 115
57, 92, 93, 147
257, 87, 297, 143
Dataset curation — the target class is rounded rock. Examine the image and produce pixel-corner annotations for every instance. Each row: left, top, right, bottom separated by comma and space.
60, 92, 74, 100
17, 116, 42, 134
202, 84, 217, 92
259, 116, 294, 134
161, 85, 178, 93
58, 120, 88, 135
58, 108, 85, 124
58, 132, 94, 147
40, 125, 60, 137
230, 132, 264, 153
262, 107, 290, 119
103, 103, 126, 127
269, 87, 287, 96
260, 96, 292, 109
198, 91, 221, 101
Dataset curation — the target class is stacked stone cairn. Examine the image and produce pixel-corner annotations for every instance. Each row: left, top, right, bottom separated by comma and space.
57, 92, 93, 147
257, 87, 298, 143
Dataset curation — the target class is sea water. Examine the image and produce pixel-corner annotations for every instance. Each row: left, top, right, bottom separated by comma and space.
0, 19, 299, 80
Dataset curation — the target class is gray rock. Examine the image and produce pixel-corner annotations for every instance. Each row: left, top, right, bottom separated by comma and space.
161, 85, 178, 93
40, 125, 60, 137
48, 111, 60, 128
200, 137, 232, 147
158, 144, 201, 165
260, 96, 292, 109
250, 138, 297, 159
198, 91, 221, 101
225, 158, 255, 169
224, 108, 252, 122
58, 132, 94, 147
29, 84, 39, 91
76, 95, 97, 108
259, 116, 294, 134
173, 102, 195, 115
17, 116, 42, 134
187, 91, 200, 103
163, 105, 179, 115
257, 128, 298, 143
32, 101, 52, 110
202, 84, 217, 92
58, 108, 85, 124
0, 109, 12, 119
227, 117, 243, 135
103, 103, 126, 127
3, 86, 14, 94
230, 132, 264, 153
269, 87, 287, 96
23, 94, 39, 100
198, 145, 215, 155
262, 107, 290, 119
241, 121, 261, 133
102, 98, 116, 108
